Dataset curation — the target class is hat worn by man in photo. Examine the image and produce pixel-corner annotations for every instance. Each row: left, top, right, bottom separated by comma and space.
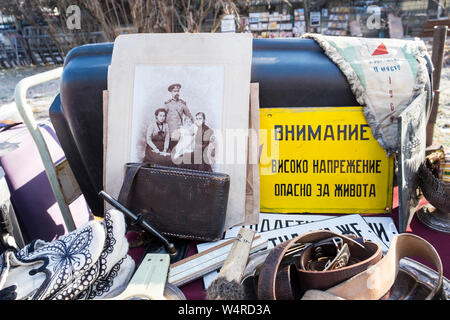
164, 83, 193, 150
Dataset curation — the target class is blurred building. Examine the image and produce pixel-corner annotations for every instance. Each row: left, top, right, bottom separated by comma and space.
223, 0, 449, 38
1, 0, 448, 69
0, 12, 15, 31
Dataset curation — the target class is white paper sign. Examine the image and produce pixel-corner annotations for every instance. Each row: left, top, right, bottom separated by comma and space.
258, 214, 388, 251
224, 213, 327, 238
363, 216, 398, 246
224, 213, 398, 247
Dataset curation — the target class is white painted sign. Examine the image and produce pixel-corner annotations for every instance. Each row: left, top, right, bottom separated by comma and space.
224, 213, 397, 247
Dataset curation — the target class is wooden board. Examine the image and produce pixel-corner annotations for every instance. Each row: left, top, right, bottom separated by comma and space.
168, 235, 266, 287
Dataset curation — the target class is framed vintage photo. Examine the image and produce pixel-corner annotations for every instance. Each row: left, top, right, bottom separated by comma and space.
130, 65, 224, 172
105, 33, 253, 229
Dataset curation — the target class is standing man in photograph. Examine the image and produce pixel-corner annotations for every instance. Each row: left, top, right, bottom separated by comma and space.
164, 83, 194, 150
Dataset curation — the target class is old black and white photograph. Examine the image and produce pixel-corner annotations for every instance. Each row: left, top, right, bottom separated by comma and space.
130, 65, 224, 172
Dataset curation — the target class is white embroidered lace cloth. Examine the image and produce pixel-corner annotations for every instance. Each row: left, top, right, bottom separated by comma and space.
0, 209, 134, 300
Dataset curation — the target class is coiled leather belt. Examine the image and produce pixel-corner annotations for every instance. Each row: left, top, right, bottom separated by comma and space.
257, 231, 443, 300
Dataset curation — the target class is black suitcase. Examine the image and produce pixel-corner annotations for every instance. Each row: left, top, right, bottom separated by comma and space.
50, 39, 433, 216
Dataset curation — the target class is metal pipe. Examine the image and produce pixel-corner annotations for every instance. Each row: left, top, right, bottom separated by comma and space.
14, 67, 77, 232
426, 25, 448, 147
99, 191, 177, 256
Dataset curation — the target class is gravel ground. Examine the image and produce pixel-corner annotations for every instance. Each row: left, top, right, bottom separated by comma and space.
434, 65, 450, 149
0, 65, 60, 123
0, 47, 448, 149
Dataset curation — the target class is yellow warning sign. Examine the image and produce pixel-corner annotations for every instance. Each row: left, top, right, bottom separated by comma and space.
259, 107, 394, 214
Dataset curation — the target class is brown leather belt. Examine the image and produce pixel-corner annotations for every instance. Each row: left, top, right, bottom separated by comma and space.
256, 230, 443, 300
257, 231, 383, 300
302, 232, 443, 300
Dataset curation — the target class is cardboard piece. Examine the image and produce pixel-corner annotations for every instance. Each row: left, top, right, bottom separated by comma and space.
105, 33, 253, 229
244, 83, 261, 225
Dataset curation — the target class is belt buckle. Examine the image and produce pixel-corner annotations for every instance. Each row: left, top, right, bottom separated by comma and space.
312, 237, 350, 271
313, 237, 343, 259
323, 243, 350, 271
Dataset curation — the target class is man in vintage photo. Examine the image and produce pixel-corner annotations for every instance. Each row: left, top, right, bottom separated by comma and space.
164, 83, 194, 150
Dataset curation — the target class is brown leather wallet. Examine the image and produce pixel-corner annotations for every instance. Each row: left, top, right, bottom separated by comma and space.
257, 231, 382, 300
118, 163, 230, 241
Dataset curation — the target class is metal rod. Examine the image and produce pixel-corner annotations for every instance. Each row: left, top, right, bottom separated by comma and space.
14, 67, 77, 232
426, 25, 448, 147
99, 191, 177, 255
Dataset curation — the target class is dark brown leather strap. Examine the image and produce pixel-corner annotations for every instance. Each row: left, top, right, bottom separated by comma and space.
302, 233, 443, 300
118, 163, 144, 207
296, 241, 380, 293
274, 264, 300, 300
257, 231, 382, 300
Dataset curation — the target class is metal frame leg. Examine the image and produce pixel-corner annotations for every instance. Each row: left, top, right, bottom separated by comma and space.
14, 67, 76, 232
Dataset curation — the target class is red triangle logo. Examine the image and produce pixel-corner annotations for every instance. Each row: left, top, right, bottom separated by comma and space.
372, 43, 388, 56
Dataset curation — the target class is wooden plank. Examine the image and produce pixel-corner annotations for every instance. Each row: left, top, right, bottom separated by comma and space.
34, 36, 47, 65
16, 36, 32, 65
42, 36, 58, 65
168, 235, 267, 287
170, 238, 235, 269
423, 19, 450, 27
